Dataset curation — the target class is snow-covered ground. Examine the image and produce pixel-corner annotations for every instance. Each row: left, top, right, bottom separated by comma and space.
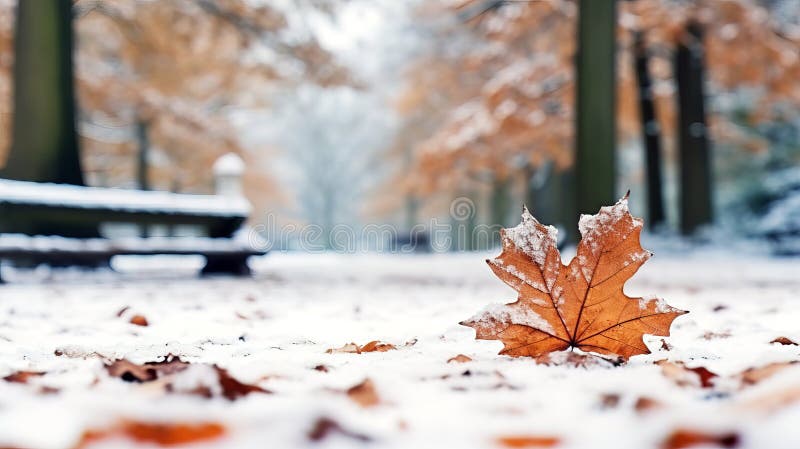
1, 246, 799, 449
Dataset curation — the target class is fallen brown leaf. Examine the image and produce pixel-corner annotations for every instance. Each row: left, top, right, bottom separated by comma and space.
634, 396, 663, 413
307, 417, 370, 442
326, 341, 396, 354
105, 356, 190, 383
770, 336, 798, 346
661, 429, 739, 449
598, 393, 620, 409
346, 378, 380, 408
326, 343, 360, 354
3, 371, 45, 384
461, 196, 686, 362
496, 435, 561, 448
105, 357, 268, 400
360, 341, 396, 352
76, 420, 225, 448
740, 361, 798, 386
215, 366, 270, 401
656, 360, 718, 388
129, 315, 149, 326
448, 354, 473, 363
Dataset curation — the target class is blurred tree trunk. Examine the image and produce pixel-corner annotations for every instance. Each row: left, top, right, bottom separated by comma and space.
528, 162, 572, 248
523, 164, 537, 214
4, 0, 82, 185
403, 146, 418, 233
1, 1, 99, 239
574, 0, 617, 242
633, 31, 666, 228
136, 120, 150, 237
490, 176, 511, 246
675, 21, 713, 235
136, 120, 150, 192
451, 192, 477, 251
528, 162, 555, 223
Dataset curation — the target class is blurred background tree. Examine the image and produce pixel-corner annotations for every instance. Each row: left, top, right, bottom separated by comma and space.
0, 0, 797, 250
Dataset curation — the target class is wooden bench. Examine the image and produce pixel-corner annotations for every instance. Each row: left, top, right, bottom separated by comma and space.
0, 154, 266, 278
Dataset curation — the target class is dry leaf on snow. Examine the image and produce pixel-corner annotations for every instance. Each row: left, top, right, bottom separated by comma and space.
129, 315, 149, 326
462, 196, 686, 361
770, 336, 798, 346
215, 366, 271, 400
634, 396, 663, 413
2, 371, 45, 384
77, 420, 225, 448
105, 356, 190, 383
448, 354, 473, 363
162, 365, 271, 400
661, 429, 739, 449
326, 341, 396, 354
657, 360, 799, 391
656, 360, 718, 388
495, 435, 561, 448
598, 393, 620, 409
105, 357, 269, 400
326, 342, 361, 354
360, 341, 396, 352
346, 378, 380, 408
739, 361, 798, 386
307, 417, 371, 443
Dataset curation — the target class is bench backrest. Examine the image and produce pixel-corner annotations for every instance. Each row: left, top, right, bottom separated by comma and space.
0, 178, 251, 238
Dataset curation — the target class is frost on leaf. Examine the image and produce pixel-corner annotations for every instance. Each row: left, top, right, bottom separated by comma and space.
461, 195, 687, 361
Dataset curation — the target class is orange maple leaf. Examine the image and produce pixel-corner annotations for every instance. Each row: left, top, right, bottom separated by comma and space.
461, 195, 687, 361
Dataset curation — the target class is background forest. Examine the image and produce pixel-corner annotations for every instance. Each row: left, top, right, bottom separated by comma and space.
0, 0, 798, 252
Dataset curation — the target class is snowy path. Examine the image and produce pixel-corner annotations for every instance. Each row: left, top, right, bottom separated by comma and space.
1, 249, 799, 449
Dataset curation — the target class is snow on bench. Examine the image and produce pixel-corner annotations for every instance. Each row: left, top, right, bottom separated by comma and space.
0, 178, 250, 217
0, 234, 261, 255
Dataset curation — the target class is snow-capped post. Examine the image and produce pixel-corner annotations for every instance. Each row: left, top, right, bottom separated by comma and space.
213, 153, 245, 198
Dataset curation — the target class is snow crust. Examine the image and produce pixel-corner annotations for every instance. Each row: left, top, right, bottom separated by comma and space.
0, 250, 799, 448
